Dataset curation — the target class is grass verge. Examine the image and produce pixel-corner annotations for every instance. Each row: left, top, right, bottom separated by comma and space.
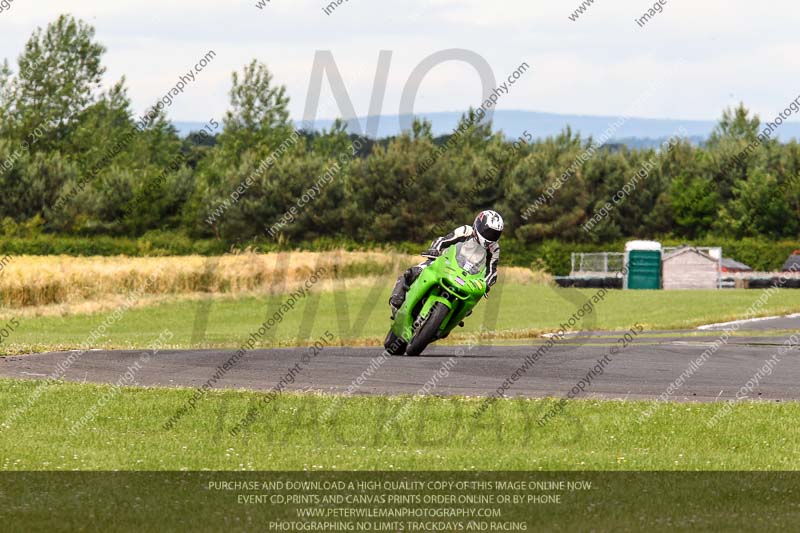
1, 378, 798, 470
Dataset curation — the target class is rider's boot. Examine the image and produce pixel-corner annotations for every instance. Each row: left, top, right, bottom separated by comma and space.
389, 265, 425, 319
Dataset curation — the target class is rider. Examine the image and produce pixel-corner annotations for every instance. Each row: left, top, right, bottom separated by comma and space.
389, 210, 504, 318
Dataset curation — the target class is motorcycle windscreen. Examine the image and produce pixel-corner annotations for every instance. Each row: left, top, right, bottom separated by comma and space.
454, 239, 487, 275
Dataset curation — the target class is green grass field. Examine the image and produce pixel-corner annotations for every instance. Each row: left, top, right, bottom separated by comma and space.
4, 283, 800, 353
2, 283, 798, 476
0, 378, 797, 471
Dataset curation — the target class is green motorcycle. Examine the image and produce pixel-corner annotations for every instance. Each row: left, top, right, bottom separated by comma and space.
384, 239, 488, 356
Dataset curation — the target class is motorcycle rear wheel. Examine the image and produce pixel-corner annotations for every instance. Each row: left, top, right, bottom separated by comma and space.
384, 329, 407, 355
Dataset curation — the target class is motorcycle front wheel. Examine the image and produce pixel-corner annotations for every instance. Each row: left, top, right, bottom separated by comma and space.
406, 302, 449, 357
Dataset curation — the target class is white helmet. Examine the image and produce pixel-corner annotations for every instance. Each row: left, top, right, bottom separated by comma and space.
473, 210, 504, 248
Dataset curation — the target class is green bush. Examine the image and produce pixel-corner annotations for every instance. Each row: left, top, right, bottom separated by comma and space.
0, 233, 795, 275
0, 232, 226, 257
688, 237, 799, 272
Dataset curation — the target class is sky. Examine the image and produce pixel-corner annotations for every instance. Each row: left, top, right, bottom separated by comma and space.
1, 0, 799, 126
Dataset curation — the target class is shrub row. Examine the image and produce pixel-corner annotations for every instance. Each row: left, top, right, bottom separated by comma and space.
0, 234, 795, 275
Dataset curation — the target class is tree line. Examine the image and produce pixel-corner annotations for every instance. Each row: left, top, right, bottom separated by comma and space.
1, 14, 799, 250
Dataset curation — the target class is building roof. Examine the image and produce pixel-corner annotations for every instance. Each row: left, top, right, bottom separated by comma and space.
782, 254, 800, 272
662, 246, 716, 262
720, 257, 752, 271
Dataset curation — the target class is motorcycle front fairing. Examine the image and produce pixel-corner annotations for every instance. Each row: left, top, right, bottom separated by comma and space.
391, 244, 487, 343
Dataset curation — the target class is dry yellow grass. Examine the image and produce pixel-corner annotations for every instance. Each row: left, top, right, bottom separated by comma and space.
0, 252, 549, 317
0, 251, 408, 307
502, 266, 552, 285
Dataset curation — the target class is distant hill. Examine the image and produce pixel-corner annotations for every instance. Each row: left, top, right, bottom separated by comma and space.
605, 136, 708, 149
174, 110, 800, 145
173, 121, 216, 137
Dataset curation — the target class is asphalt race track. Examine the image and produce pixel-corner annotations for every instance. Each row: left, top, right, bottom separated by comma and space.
2, 317, 798, 402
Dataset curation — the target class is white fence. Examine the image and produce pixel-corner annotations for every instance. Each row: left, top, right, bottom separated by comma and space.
570, 252, 624, 276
